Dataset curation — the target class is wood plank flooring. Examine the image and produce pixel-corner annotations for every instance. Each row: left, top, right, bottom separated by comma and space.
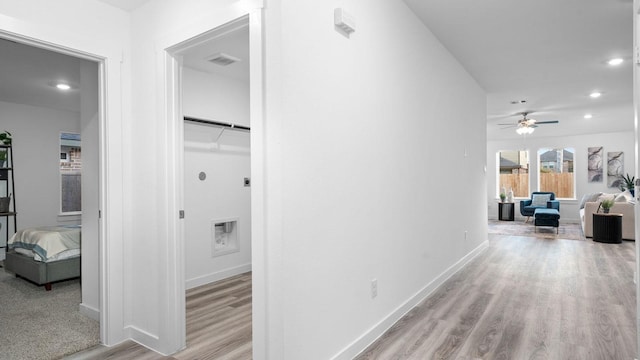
356, 234, 637, 359
66, 233, 637, 359
65, 272, 252, 360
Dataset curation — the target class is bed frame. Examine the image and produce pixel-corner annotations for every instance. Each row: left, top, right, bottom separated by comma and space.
4, 250, 80, 290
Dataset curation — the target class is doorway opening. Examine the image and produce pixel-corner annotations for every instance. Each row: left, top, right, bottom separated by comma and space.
0, 34, 103, 359
169, 16, 256, 357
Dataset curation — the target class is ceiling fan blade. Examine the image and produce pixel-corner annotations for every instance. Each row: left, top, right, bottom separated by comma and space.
500, 125, 517, 129
497, 123, 516, 126
535, 120, 559, 124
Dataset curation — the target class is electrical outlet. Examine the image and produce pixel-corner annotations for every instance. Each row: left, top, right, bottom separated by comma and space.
464, 230, 468, 240
371, 279, 378, 299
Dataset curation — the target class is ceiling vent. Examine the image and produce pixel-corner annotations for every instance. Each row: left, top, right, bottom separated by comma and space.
206, 53, 241, 66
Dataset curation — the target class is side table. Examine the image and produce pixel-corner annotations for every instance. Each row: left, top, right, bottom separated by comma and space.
592, 213, 622, 244
498, 202, 514, 221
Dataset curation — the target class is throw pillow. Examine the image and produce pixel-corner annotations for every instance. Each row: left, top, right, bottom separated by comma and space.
615, 190, 632, 202
597, 193, 615, 203
531, 194, 551, 207
579, 192, 602, 209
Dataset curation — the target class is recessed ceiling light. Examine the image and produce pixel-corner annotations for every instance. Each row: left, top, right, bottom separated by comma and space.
607, 58, 624, 66
56, 83, 71, 90
584, 114, 593, 119
589, 92, 602, 98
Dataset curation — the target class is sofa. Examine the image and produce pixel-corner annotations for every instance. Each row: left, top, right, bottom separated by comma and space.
579, 192, 635, 240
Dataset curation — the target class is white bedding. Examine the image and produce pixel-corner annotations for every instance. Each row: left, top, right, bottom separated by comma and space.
13, 248, 81, 262
8, 225, 81, 262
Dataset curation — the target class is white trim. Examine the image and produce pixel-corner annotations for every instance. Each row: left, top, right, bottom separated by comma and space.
127, 326, 164, 353
633, 1, 640, 356
158, 3, 265, 356
185, 263, 252, 290
79, 303, 100, 321
0, 25, 125, 346
331, 240, 490, 360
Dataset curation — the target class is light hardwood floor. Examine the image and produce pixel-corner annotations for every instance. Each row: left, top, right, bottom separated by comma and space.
65, 272, 252, 360
66, 233, 636, 360
356, 234, 637, 359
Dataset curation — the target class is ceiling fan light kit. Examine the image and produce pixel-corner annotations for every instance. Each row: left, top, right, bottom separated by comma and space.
497, 111, 560, 135
516, 126, 534, 135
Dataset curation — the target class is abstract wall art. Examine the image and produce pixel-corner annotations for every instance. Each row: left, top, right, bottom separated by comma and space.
607, 151, 624, 188
587, 146, 603, 183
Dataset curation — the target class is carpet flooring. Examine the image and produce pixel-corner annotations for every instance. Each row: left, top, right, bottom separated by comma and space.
488, 220, 586, 241
0, 265, 99, 360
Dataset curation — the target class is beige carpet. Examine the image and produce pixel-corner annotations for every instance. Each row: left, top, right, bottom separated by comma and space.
488, 220, 586, 240
0, 265, 99, 360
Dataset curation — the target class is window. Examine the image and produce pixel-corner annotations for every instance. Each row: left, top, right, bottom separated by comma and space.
538, 147, 575, 199
497, 150, 529, 198
60, 133, 81, 214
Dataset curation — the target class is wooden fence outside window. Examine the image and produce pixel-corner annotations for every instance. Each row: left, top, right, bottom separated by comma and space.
500, 173, 574, 199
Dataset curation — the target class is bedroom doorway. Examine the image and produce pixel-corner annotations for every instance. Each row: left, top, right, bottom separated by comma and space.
0, 35, 103, 358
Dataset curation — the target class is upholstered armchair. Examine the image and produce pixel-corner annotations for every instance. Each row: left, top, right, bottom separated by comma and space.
520, 192, 560, 222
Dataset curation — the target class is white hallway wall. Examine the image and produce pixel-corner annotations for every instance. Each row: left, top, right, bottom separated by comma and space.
267, 1, 487, 358
129, 0, 487, 356
183, 67, 251, 288
0, 101, 79, 229
487, 131, 635, 223
129, 0, 245, 353
0, 0, 132, 345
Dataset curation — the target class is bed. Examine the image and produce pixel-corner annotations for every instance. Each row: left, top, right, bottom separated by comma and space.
4, 225, 81, 290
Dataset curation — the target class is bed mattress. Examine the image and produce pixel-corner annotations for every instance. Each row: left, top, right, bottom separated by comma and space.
9, 225, 81, 262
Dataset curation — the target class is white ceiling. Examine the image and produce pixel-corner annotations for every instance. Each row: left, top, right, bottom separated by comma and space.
404, 0, 634, 140
181, 25, 250, 82
96, 0, 149, 11
0, 23, 248, 113
0, 38, 87, 113
0, 1, 634, 139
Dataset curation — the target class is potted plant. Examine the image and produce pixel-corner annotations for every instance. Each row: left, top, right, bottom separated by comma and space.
0, 149, 6, 180
621, 173, 635, 197
0, 130, 11, 145
499, 192, 506, 202
0, 131, 11, 180
600, 198, 615, 214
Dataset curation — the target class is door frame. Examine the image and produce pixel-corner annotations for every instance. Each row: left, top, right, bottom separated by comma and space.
0, 31, 109, 340
159, 2, 266, 355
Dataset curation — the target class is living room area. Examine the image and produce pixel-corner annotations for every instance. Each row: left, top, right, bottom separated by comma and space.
487, 130, 636, 243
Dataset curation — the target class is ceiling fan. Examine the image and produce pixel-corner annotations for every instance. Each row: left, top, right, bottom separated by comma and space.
498, 112, 559, 135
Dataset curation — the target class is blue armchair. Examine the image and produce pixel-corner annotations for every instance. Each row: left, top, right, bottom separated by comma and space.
520, 192, 560, 222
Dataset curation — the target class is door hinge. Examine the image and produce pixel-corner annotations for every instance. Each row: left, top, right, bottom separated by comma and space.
179, 210, 185, 219
98, 210, 102, 219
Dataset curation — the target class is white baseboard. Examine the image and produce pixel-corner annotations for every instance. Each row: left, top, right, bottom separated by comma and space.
79, 303, 100, 321
185, 263, 252, 290
127, 325, 164, 353
331, 240, 489, 360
